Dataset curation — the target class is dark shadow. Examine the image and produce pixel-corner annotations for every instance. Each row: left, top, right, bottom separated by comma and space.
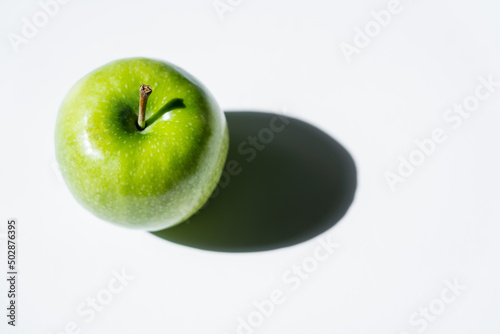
152, 111, 357, 252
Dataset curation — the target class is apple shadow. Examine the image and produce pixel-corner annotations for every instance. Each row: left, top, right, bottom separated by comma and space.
151, 111, 357, 252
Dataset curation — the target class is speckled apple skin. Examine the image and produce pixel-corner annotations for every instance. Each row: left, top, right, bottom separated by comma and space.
55, 58, 228, 231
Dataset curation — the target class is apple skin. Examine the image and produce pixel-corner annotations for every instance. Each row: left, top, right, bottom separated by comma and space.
55, 58, 228, 231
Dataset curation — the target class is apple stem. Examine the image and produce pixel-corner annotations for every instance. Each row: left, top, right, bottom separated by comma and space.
137, 85, 152, 130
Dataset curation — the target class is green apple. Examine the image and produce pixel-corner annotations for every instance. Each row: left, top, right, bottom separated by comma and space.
55, 58, 229, 231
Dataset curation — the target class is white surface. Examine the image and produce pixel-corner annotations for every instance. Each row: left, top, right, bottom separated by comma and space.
1, 0, 500, 333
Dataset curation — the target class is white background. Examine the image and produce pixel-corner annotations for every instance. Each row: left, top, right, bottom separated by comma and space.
1, 0, 500, 333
